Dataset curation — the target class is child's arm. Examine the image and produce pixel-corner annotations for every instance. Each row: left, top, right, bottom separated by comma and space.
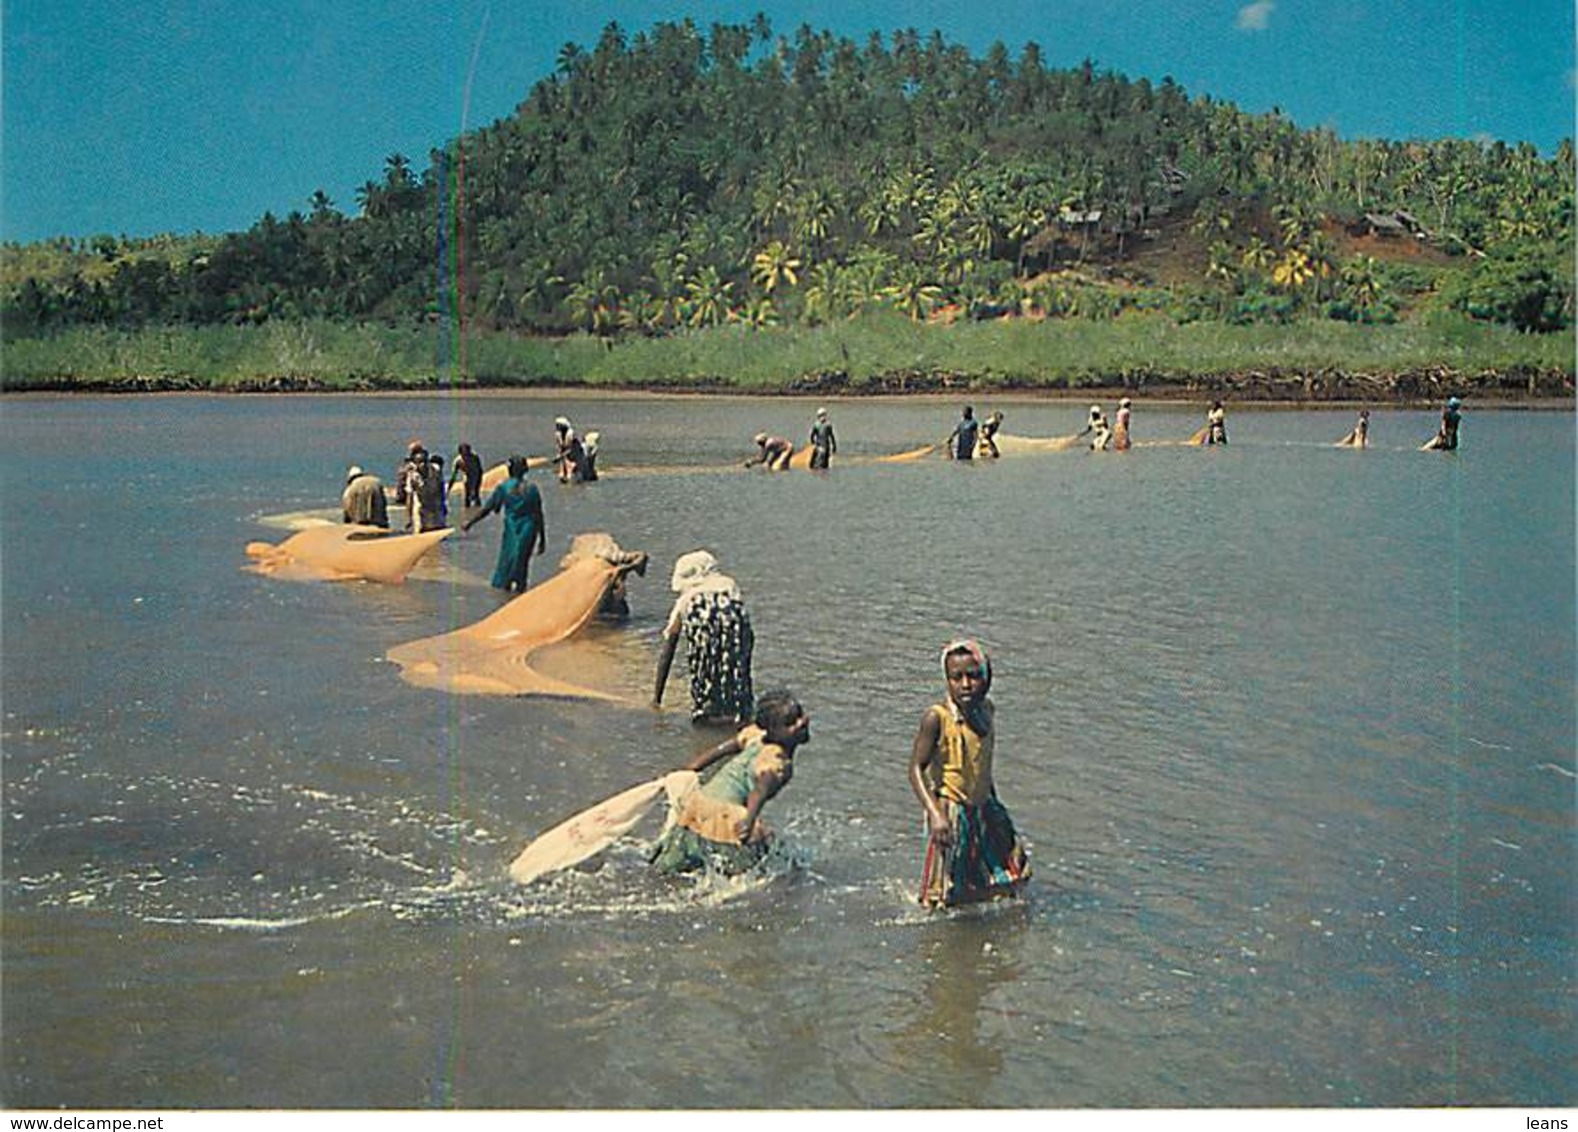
682, 734, 744, 774
736, 763, 788, 843
907, 710, 953, 848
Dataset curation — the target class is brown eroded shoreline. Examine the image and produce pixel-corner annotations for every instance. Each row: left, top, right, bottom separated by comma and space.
3, 363, 1573, 406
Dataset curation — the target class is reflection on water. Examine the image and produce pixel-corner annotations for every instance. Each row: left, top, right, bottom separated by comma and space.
1, 394, 1573, 1108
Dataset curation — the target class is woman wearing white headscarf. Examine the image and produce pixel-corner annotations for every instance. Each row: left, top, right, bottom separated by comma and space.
652, 550, 755, 724
554, 416, 592, 483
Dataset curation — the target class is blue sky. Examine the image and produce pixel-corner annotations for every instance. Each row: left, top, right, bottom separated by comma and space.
3, 0, 1572, 244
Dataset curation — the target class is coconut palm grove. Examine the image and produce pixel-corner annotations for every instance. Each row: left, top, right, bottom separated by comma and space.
2, 19, 1572, 392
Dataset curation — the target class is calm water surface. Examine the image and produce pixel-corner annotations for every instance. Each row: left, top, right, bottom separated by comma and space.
2, 393, 1573, 1108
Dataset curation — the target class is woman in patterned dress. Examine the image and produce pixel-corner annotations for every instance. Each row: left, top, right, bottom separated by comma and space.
651, 550, 755, 725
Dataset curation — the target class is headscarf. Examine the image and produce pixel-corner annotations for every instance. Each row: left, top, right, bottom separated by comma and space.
940, 638, 992, 727
346, 465, 364, 483
940, 638, 992, 688
666, 550, 740, 632
670, 550, 736, 595
555, 416, 572, 430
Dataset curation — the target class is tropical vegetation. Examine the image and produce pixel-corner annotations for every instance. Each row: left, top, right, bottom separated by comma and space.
3, 19, 1572, 390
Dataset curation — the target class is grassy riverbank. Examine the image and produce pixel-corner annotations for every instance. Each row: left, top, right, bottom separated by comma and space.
2, 311, 1572, 398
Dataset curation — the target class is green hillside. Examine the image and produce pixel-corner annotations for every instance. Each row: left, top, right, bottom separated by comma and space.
2, 19, 1572, 392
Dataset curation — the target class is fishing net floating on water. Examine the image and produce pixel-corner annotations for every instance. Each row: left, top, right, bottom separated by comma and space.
244, 524, 452, 584
508, 770, 699, 885
385, 533, 647, 700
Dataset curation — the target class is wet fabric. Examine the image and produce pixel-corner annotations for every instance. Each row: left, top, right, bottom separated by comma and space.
673, 590, 755, 723
245, 525, 449, 584
384, 553, 638, 698
650, 728, 783, 875
919, 795, 1031, 908
508, 770, 699, 884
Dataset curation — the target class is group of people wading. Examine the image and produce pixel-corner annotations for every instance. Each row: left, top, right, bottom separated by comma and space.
334, 391, 1466, 907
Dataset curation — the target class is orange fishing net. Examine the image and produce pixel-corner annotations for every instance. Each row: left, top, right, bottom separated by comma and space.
385, 535, 647, 699
244, 525, 452, 584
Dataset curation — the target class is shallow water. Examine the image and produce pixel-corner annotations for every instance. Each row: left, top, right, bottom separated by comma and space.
2, 393, 1573, 1108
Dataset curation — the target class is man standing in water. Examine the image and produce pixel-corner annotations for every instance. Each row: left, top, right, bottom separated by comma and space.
808, 407, 838, 469
1423, 397, 1462, 451
947, 406, 979, 461
450, 442, 484, 508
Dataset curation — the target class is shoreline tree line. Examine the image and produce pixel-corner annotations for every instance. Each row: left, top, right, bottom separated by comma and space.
3, 18, 1573, 347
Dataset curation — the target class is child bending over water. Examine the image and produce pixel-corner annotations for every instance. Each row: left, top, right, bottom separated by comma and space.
908, 640, 1030, 908
650, 689, 811, 875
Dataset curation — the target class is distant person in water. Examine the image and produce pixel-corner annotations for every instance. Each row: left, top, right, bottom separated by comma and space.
653, 550, 755, 724
393, 439, 424, 511
746, 433, 795, 470
1423, 397, 1461, 451
554, 417, 592, 483
978, 410, 1004, 458
427, 454, 449, 527
1337, 410, 1370, 448
947, 406, 979, 461
451, 442, 484, 507
1206, 401, 1229, 445
462, 455, 546, 593
1079, 404, 1112, 451
908, 639, 1030, 908
581, 431, 601, 482
808, 408, 838, 469
1111, 398, 1133, 450
341, 466, 389, 529
402, 448, 446, 532
649, 689, 811, 876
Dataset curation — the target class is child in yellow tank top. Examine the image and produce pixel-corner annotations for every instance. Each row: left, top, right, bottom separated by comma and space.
908, 639, 1030, 908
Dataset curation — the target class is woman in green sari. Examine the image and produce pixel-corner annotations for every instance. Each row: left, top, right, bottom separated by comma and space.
462, 455, 546, 593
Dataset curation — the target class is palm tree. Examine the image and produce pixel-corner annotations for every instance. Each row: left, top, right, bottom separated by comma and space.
750, 240, 802, 293
1340, 254, 1382, 312
1241, 237, 1276, 276
734, 296, 780, 327
802, 260, 844, 324
684, 265, 734, 327
1271, 248, 1314, 291
883, 268, 944, 320
355, 180, 386, 220
1205, 241, 1239, 285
